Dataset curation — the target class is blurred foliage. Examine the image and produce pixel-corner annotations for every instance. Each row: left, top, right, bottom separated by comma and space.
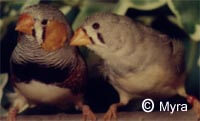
0, 73, 8, 116
0, 0, 199, 40
0, 0, 199, 116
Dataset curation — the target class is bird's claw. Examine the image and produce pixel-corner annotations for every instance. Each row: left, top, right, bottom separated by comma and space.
103, 104, 117, 121
187, 96, 200, 120
7, 108, 18, 121
82, 105, 96, 121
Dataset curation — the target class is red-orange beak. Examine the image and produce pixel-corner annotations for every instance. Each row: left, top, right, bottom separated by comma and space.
70, 28, 92, 46
15, 13, 68, 52
15, 13, 35, 35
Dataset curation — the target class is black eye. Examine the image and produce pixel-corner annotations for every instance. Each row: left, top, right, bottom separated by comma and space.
92, 22, 100, 29
41, 19, 48, 25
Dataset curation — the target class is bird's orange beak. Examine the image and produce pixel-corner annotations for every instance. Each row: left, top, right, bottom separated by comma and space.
15, 13, 35, 35
70, 28, 92, 46
16, 13, 68, 51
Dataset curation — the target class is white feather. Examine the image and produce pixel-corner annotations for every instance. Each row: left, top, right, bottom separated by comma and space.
15, 80, 76, 105
34, 20, 43, 45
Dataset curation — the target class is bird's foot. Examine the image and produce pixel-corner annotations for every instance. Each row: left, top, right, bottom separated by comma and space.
187, 96, 200, 119
103, 104, 117, 121
82, 105, 96, 121
7, 108, 18, 121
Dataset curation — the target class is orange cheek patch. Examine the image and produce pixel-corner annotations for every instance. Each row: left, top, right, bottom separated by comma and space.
42, 20, 67, 51
15, 13, 34, 35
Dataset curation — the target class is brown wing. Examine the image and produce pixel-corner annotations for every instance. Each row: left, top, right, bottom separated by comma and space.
56, 55, 87, 95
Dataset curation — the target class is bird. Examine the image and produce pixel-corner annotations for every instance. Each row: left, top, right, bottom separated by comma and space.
8, 4, 96, 121
69, 12, 200, 121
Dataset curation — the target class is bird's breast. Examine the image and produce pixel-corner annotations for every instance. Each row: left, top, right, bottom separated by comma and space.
108, 64, 180, 98
15, 80, 77, 105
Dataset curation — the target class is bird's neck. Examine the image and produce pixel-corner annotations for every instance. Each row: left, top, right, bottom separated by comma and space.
11, 35, 76, 69
91, 46, 139, 76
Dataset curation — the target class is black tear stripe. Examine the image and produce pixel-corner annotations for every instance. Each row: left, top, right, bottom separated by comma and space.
97, 33, 105, 44
82, 28, 87, 33
42, 26, 46, 40
89, 37, 95, 44
82, 28, 94, 44
32, 29, 36, 37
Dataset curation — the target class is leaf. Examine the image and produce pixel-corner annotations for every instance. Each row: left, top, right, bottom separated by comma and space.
0, 73, 8, 116
167, 0, 200, 41
198, 56, 200, 67
0, 19, 3, 31
20, 0, 40, 12
113, 0, 166, 15
190, 25, 200, 41
72, 1, 115, 30
0, 16, 17, 41
59, 6, 72, 15
63, 0, 82, 7
0, 73, 8, 102
136, 16, 155, 25
0, 0, 40, 41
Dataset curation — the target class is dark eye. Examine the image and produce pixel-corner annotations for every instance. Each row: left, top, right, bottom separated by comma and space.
92, 22, 100, 29
41, 19, 48, 25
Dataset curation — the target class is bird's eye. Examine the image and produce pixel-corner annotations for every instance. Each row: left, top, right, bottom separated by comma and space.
41, 19, 48, 25
92, 22, 100, 29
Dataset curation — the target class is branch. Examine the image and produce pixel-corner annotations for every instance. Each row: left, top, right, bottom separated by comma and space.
0, 110, 197, 121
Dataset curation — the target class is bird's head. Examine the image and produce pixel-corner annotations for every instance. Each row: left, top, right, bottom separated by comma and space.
15, 4, 71, 51
69, 13, 137, 58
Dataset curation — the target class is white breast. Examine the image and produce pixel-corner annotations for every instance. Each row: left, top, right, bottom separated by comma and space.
15, 80, 76, 105
109, 64, 179, 100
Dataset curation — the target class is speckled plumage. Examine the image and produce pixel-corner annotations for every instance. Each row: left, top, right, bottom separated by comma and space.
8, 5, 96, 121
11, 5, 86, 96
